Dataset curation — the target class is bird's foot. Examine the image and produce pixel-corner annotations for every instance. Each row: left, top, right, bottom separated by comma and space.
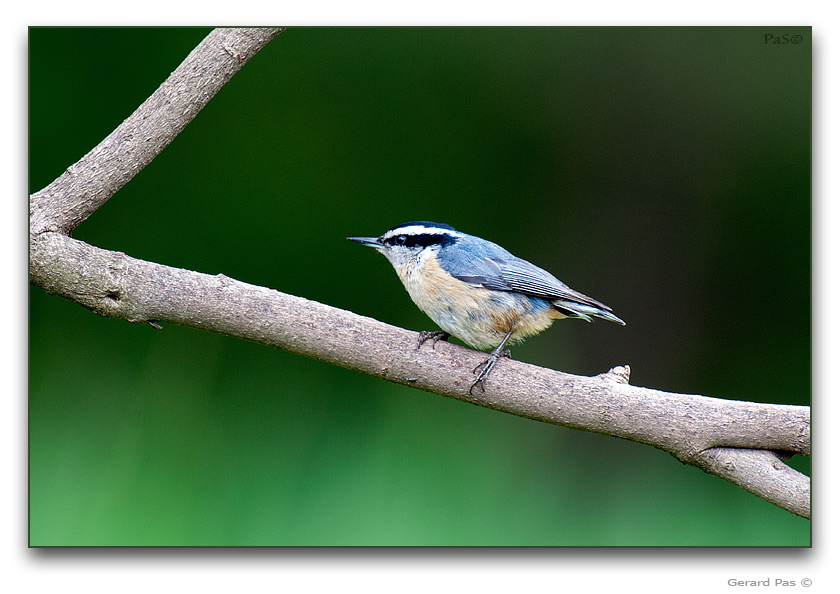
469, 349, 511, 394
417, 330, 450, 349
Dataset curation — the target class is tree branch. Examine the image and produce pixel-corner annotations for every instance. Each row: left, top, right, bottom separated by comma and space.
28, 27, 811, 520
29, 230, 811, 517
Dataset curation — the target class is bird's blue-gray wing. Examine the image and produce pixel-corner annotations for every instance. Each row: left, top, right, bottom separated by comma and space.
483, 256, 611, 310
437, 238, 618, 317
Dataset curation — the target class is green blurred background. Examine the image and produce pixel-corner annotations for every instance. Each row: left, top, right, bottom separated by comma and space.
29, 27, 810, 546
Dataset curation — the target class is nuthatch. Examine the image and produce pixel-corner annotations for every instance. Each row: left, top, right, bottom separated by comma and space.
348, 221, 624, 392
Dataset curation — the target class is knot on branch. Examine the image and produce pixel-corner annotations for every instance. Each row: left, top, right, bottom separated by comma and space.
598, 365, 631, 384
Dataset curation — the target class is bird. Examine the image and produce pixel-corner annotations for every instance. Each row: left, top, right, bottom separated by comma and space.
348, 221, 624, 392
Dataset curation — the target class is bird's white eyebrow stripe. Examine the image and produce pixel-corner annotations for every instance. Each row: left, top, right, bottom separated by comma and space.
381, 225, 462, 239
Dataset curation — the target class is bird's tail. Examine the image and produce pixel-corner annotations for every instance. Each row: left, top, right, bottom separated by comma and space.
552, 299, 626, 326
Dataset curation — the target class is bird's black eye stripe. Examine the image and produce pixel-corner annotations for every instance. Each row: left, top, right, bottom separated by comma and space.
383, 233, 457, 249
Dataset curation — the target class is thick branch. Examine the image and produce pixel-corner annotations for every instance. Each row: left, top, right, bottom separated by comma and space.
29, 232, 811, 518
29, 27, 285, 236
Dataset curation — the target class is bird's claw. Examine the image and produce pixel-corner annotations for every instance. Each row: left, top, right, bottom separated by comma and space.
417, 330, 450, 349
469, 349, 511, 394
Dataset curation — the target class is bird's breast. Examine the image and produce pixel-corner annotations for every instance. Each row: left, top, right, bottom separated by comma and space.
393, 255, 555, 350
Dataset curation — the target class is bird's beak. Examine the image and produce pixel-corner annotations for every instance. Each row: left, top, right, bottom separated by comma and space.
347, 236, 381, 247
